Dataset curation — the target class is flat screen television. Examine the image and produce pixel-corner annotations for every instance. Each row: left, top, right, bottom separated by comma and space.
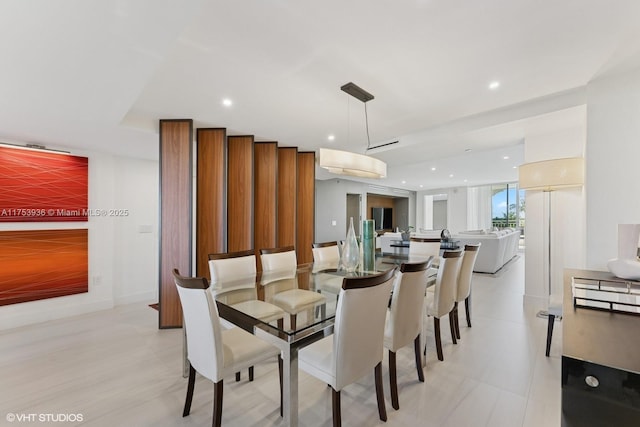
371, 207, 392, 231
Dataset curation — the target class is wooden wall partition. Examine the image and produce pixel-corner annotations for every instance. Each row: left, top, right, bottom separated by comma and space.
227, 136, 254, 252
254, 142, 278, 266
277, 147, 297, 248
296, 151, 315, 264
196, 128, 226, 278
159, 119, 192, 328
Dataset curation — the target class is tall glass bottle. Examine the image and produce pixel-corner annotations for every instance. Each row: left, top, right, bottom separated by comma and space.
342, 217, 360, 272
362, 219, 376, 272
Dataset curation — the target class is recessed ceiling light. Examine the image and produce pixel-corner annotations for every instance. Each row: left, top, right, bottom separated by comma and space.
464, 179, 468, 183
449, 174, 454, 178
489, 81, 500, 90
512, 166, 517, 169
503, 156, 510, 160
419, 184, 423, 188
431, 167, 436, 171
222, 98, 233, 107
401, 180, 406, 184
327, 134, 335, 141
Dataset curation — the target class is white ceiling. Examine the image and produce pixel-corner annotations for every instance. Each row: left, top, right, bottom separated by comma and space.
1, 1, 639, 190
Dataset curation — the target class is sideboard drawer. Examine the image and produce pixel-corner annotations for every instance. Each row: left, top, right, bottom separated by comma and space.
562, 356, 640, 426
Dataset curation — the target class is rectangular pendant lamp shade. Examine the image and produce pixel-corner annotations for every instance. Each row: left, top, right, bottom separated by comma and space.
318, 148, 387, 179
519, 157, 584, 191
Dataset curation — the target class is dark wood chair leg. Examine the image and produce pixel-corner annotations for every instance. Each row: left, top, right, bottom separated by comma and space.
332, 388, 341, 427
414, 335, 425, 382
183, 364, 196, 417
545, 314, 555, 357
213, 380, 223, 427
315, 290, 321, 318
434, 317, 444, 361
277, 318, 284, 330
465, 296, 472, 327
320, 303, 327, 319
248, 366, 254, 381
374, 362, 387, 421
290, 313, 297, 331
235, 372, 240, 382
448, 312, 457, 345
389, 350, 399, 410
278, 354, 283, 417
453, 302, 461, 340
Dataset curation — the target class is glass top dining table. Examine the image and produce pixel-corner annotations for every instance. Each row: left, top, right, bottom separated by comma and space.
212, 253, 433, 427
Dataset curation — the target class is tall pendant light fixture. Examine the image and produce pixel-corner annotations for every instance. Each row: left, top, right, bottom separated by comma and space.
318, 82, 387, 179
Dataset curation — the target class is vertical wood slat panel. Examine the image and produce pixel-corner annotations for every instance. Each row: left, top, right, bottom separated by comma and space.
196, 128, 226, 279
159, 119, 192, 328
254, 142, 278, 269
277, 147, 297, 248
296, 151, 315, 264
227, 136, 254, 252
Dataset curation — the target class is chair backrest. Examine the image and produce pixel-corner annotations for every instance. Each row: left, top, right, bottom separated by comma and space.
333, 268, 396, 390
259, 246, 297, 286
173, 269, 223, 382
456, 244, 480, 302
312, 241, 340, 270
208, 250, 257, 297
409, 237, 441, 258
386, 259, 432, 352
432, 251, 463, 318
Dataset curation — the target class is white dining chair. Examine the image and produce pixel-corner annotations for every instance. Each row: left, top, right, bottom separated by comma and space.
298, 268, 397, 426
452, 244, 481, 340
172, 269, 282, 427
384, 259, 431, 410
209, 250, 286, 381
409, 237, 440, 283
260, 246, 326, 330
426, 250, 463, 361
312, 241, 343, 294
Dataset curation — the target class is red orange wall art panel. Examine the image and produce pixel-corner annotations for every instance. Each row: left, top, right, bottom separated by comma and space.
0, 229, 88, 306
0, 146, 88, 222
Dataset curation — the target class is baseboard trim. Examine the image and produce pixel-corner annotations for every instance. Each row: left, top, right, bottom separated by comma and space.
115, 290, 156, 306
0, 299, 114, 331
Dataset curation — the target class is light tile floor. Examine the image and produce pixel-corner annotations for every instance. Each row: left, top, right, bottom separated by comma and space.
0, 255, 562, 426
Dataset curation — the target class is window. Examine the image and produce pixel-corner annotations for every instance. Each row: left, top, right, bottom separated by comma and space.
491, 183, 525, 229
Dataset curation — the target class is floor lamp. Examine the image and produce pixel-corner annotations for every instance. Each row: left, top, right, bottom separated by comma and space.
518, 157, 584, 317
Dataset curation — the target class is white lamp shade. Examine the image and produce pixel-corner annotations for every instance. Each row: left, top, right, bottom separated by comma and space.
318, 148, 387, 179
519, 157, 584, 191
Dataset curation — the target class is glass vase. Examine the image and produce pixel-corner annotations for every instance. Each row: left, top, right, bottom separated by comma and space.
362, 219, 376, 272
342, 217, 360, 273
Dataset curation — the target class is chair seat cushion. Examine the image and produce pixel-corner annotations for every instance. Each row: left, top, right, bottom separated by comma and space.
299, 336, 337, 389
232, 300, 285, 323
425, 292, 437, 317
272, 289, 326, 314
317, 275, 343, 294
220, 327, 280, 377
383, 310, 395, 351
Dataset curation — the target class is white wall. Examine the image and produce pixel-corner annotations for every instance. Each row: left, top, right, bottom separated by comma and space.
315, 178, 416, 243
422, 195, 433, 229
586, 67, 640, 270
0, 151, 158, 330
522, 124, 586, 310
433, 200, 447, 229
416, 187, 467, 234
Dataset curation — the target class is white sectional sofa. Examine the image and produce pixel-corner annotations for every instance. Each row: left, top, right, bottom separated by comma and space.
377, 232, 403, 254
453, 228, 521, 273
